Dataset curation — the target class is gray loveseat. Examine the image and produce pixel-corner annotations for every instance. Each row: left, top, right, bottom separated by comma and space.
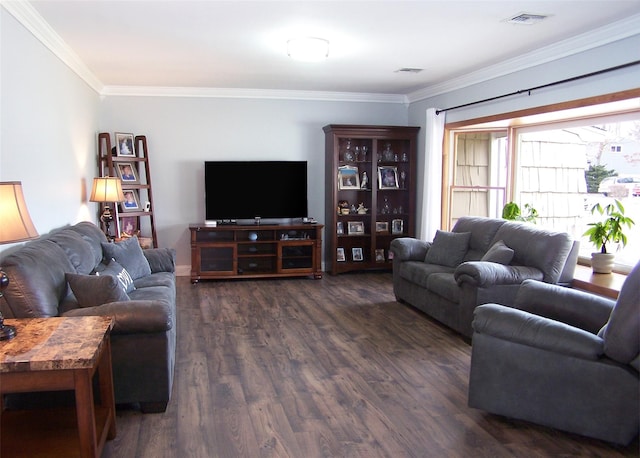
390, 216, 577, 338
468, 261, 640, 445
0, 222, 176, 413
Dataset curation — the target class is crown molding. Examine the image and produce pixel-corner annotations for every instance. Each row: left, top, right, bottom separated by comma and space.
406, 13, 640, 104
100, 85, 407, 104
5, 1, 638, 105
2, 0, 104, 93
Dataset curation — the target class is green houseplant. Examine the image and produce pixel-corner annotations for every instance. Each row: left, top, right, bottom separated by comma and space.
501, 202, 538, 224
583, 199, 635, 273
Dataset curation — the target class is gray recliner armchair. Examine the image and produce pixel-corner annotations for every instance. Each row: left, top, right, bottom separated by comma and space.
468, 261, 639, 445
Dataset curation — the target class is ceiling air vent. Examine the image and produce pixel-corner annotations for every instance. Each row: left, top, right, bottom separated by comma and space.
395, 68, 423, 74
507, 13, 548, 25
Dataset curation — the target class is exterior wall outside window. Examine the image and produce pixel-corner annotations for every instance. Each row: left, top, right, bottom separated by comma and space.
445, 114, 640, 272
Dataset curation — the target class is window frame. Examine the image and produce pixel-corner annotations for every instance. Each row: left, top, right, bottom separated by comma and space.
442, 89, 640, 274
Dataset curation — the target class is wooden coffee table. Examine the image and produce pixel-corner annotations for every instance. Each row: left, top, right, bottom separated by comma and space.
0, 316, 116, 458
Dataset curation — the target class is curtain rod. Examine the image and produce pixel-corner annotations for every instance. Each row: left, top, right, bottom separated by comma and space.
435, 60, 640, 115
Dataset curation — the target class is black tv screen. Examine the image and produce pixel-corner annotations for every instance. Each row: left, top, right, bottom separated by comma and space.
205, 161, 308, 222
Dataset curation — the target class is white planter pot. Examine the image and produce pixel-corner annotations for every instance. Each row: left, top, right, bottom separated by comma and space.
591, 253, 616, 274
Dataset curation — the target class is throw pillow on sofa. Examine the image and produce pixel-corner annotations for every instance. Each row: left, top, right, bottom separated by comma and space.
425, 230, 471, 267
66, 272, 130, 308
93, 259, 136, 293
101, 236, 151, 280
481, 239, 515, 265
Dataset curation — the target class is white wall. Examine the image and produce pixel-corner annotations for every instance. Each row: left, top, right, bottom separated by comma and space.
0, 9, 101, 255
99, 96, 408, 272
3, 3, 638, 275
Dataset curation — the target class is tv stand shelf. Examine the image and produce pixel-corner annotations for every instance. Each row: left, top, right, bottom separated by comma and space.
190, 223, 324, 283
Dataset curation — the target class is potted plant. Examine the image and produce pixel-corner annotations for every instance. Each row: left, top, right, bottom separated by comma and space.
501, 202, 538, 224
583, 199, 635, 273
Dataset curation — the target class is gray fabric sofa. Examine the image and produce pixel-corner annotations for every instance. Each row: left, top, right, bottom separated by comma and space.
468, 261, 640, 445
390, 216, 577, 338
0, 222, 176, 413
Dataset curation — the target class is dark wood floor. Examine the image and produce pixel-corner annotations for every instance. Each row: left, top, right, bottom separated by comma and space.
103, 273, 638, 457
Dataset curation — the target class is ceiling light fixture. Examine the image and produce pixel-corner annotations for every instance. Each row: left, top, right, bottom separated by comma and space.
287, 37, 329, 62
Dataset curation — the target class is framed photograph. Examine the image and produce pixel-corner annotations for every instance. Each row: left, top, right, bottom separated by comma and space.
120, 216, 138, 237
121, 189, 140, 212
352, 247, 363, 262
378, 166, 399, 189
116, 162, 139, 184
337, 221, 344, 235
375, 249, 385, 263
115, 132, 135, 157
392, 218, 404, 235
387, 250, 394, 260
347, 221, 365, 235
338, 165, 360, 190
336, 247, 346, 262
375, 221, 389, 233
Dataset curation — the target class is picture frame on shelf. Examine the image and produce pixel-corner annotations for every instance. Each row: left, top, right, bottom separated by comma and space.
391, 218, 404, 235
338, 165, 360, 190
337, 221, 344, 235
337, 247, 346, 262
352, 247, 363, 261
115, 132, 135, 157
121, 189, 140, 212
375, 221, 389, 233
378, 166, 399, 189
116, 162, 138, 184
375, 249, 385, 262
120, 216, 138, 237
387, 250, 394, 260
347, 221, 365, 235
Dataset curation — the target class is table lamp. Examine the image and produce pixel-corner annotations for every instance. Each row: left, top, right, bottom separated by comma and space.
0, 181, 39, 340
90, 177, 125, 240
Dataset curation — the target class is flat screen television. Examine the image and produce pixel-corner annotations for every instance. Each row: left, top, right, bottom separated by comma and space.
205, 161, 308, 224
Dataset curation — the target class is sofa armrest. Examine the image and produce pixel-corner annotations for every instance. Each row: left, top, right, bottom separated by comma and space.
455, 262, 544, 287
143, 248, 176, 273
62, 300, 173, 335
390, 238, 430, 262
472, 303, 604, 360
513, 279, 615, 334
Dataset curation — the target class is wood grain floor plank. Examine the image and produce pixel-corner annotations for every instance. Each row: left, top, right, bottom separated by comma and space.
102, 273, 639, 457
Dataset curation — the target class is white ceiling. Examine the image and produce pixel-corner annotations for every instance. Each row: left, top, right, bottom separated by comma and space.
13, 1, 640, 100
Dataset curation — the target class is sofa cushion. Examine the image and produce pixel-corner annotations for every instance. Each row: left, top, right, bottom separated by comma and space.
48, 229, 97, 275
68, 221, 108, 267
0, 239, 74, 317
101, 236, 152, 280
425, 230, 471, 267
481, 240, 514, 265
427, 273, 460, 302
94, 259, 136, 293
452, 216, 507, 260
599, 261, 640, 365
491, 222, 572, 283
66, 272, 130, 308
399, 261, 455, 288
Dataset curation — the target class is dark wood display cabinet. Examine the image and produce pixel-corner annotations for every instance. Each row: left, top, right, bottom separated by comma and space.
190, 223, 324, 283
323, 125, 419, 275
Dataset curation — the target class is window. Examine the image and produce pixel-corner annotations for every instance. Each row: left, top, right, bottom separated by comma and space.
444, 96, 640, 273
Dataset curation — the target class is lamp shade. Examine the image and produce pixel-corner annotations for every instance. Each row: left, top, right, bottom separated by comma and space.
90, 177, 125, 203
0, 181, 39, 244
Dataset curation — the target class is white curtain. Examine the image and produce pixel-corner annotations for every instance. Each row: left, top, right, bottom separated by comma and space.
419, 108, 446, 241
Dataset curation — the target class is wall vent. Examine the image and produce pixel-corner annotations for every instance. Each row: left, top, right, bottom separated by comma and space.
395, 68, 423, 73
507, 13, 548, 25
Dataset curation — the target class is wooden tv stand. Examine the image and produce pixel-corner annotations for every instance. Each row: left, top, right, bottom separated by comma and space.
190, 223, 324, 283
